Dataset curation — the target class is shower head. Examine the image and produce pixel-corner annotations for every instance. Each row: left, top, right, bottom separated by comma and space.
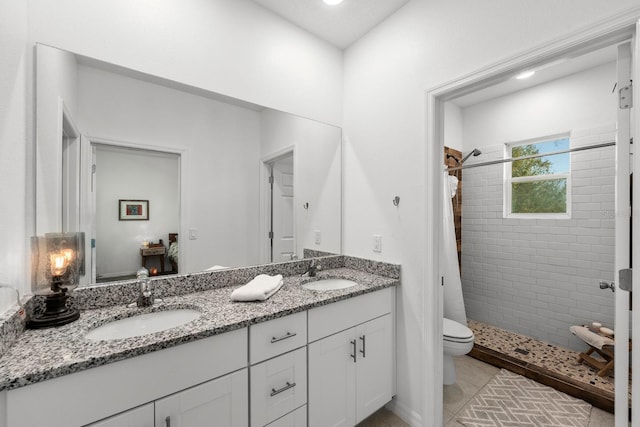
461, 148, 482, 164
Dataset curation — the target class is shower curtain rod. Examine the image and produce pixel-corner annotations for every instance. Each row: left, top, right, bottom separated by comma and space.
444, 141, 616, 172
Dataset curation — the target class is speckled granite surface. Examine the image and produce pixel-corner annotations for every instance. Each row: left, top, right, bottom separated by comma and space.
0, 261, 398, 391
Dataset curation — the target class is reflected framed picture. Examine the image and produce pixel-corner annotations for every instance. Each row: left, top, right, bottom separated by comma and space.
119, 199, 149, 221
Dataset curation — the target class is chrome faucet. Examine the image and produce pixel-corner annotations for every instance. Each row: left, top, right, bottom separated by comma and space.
136, 268, 154, 307
303, 260, 321, 277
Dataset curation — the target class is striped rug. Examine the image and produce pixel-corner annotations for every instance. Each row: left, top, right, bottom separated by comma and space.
457, 369, 592, 427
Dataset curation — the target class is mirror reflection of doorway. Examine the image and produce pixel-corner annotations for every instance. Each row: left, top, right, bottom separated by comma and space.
269, 154, 294, 262
93, 144, 179, 282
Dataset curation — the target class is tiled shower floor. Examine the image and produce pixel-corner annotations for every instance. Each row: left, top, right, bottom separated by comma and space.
468, 319, 627, 412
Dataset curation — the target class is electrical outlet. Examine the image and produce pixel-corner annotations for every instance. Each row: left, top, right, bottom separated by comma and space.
189, 228, 198, 240
373, 234, 382, 253
314, 230, 321, 245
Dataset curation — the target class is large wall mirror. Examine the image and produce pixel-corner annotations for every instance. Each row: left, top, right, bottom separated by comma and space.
35, 44, 342, 287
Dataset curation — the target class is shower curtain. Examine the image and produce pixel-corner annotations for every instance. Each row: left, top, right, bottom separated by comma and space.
441, 171, 467, 325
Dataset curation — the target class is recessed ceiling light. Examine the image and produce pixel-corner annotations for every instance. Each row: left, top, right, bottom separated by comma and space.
515, 70, 535, 80
323, 0, 343, 5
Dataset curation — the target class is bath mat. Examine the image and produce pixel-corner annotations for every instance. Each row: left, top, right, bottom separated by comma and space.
457, 369, 591, 427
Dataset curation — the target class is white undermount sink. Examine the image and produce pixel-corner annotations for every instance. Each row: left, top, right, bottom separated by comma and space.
301, 278, 358, 291
85, 309, 201, 341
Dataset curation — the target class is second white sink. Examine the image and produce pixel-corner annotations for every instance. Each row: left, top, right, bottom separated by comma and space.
301, 278, 358, 291
85, 309, 201, 341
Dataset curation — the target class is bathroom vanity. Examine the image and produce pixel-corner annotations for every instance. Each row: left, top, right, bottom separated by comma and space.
0, 256, 399, 427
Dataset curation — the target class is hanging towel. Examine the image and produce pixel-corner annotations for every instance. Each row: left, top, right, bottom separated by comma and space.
447, 174, 459, 198
231, 274, 284, 301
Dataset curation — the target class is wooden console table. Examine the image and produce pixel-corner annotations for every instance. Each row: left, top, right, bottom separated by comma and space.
140, 246, 166, 274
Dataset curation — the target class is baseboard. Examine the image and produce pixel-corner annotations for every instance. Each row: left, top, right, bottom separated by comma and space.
386, 398, 422, 426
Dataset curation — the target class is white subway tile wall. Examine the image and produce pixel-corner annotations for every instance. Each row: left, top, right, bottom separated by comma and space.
461, 125, 616, 351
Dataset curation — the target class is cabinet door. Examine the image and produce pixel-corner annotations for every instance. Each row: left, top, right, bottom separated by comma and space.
85, 403, 154, 427
307, 328, 356, 427
155, 369, 248, 427
355, 314, 393, 424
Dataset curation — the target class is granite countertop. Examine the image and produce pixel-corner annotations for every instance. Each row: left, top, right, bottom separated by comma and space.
0, 267, 398, 391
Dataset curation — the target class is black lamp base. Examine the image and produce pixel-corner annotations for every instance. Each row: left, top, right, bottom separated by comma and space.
27, 292, 80, 329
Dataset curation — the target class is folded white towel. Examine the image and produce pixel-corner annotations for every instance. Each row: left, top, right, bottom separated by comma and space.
570, 325, 614, 349
206, 265, 228, 271
231, 274, 284, 301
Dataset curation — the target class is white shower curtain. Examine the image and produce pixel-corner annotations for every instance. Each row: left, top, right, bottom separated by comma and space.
441, 171, 467, 325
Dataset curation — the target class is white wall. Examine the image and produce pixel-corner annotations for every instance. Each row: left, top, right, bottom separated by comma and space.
0, 0, 28, 312
444, 103, 463, 152
461, 62, 617, 150
77, 64, 262, 272
260, 109, 342, 258
342, 2, 639, 424
95, 146, 179, 278
35, 45, 79, 234
27, 0, 343, 126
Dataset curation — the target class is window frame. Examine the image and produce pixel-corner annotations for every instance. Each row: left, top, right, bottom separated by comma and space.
503, 134, 571, 219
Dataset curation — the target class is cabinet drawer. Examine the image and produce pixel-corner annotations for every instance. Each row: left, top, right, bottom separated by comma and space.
266, 405, 307, 427
308, 287, 393, 342
250, 347, 307, 427
250, 311, 307, 364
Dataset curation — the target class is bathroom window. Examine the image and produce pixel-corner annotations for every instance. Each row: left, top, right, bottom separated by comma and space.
504, 135, 571, 218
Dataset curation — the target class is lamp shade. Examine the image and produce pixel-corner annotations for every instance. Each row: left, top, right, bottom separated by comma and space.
31, 232, 85, 295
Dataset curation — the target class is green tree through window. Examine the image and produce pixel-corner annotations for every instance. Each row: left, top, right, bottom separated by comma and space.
507, 137, 569, 215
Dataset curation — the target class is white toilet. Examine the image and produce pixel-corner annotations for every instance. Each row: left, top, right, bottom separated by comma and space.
443, 318, 475, 385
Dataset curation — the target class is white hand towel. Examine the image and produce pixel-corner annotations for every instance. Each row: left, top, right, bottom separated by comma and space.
231, 274, 284, 301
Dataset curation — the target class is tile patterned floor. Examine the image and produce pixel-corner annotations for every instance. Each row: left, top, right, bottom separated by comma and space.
468, 320, 617, 396
445, 356, 615, 427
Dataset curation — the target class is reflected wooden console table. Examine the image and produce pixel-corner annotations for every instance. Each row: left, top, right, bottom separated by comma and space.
140, 246, 166, 274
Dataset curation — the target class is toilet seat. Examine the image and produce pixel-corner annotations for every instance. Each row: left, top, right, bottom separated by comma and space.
443, 318, 474, 343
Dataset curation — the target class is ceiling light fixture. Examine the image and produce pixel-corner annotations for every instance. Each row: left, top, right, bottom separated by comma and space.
323, 0, 343, 5
515, 70, 535, 80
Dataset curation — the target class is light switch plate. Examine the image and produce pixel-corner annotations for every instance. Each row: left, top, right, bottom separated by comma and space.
373, 234, 382, 252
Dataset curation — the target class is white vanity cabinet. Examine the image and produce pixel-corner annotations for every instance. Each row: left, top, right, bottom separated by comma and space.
1, 285, 396, 427
4, 328, 248, 427
307, 288, 394, 427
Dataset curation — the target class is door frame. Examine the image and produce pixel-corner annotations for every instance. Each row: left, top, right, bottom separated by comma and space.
259, 146, 295, 264
423, 13, 640, 427
81, 136, 186, 282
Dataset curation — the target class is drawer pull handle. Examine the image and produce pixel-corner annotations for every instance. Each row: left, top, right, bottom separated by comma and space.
360, 335, 366, 358
165, 416, 171, 427
350, 339, 357, 362
271, 332, 297, 343
271, 381, 296, 397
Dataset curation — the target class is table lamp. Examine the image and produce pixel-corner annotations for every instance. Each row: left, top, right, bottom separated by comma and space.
28, 232, 84, 328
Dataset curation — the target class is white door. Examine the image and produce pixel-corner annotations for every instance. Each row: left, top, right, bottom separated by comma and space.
614, 41, 633, 427
308, 328, 357, 427
271, 155, 295, 262
632, 20, 640, 427
355, 314, 393, 424
155, 369, 248, 427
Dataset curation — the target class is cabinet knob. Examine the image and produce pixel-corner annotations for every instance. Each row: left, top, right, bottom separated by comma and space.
359, 335, 366, 358
350, 339, 357, 362
165, 416, 171, 427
